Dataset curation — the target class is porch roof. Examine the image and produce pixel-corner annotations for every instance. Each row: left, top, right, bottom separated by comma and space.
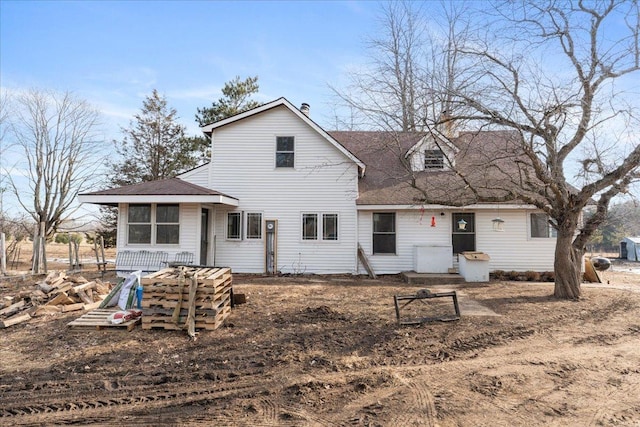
78, 178, 239, 207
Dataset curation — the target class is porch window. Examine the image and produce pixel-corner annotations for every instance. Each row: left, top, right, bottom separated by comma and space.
424, 149, 445, 169
373, 212, 395, 254
246, 213, 263, 239
128, 204, 151, 244
227, 212, 241, 240
531, 213, 557, 238
302, 213, 318, 240
127, 204, 179, 245
276, 136, 294, 168
156, 204, 179, 244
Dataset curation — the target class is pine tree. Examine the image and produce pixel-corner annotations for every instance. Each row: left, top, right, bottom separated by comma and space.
195, 76, 260, 126
110, 89, 203, 186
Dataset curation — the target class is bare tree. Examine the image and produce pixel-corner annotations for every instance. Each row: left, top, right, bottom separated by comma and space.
7, 89, 104, 238
337, 0, 639, 299
0, 91, 10, 221
443, 0, 640, 299
330, 1, 473, 131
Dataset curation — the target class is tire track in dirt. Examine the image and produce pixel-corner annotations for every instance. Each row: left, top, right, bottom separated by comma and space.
0, 377, 267, 425
388, 376, 438, 427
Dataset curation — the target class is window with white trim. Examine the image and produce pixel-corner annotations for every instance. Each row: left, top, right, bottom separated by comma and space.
246, 213, 263, 239
302, 213, 318, 240
323, 214, 338, 241
227, 212, 241, 240
373, 212, 395, 254
302, 213, 339, 241
128, 204, 151, 244
156, 204, 179, 244
127, 204, 179, 245
530, 213, 557, 238
276, 136, 294, 168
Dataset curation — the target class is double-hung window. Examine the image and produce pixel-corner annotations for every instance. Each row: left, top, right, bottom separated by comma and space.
530, 213, 557, 238
276, 136, 294, 168
373, 212, 395, 254
127, 204, 179, 245
128, 204, 152, 244
156, 204, 179, 244
302, 213, 339, 241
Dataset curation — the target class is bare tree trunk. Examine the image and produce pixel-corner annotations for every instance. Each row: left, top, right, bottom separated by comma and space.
553, 232, 583, 300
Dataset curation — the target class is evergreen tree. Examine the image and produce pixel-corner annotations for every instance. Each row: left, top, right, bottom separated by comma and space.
195, 76, 260, 126
110, 89, 203, 186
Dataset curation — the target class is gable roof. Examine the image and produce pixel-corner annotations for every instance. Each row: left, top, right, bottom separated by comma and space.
78, 178, 239, 206
200, 97, 366, 177
331, 130, 535, 207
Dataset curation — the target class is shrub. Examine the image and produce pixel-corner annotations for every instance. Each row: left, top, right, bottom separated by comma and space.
54, 233, 83, 244
508, 270, 521, 281
491, 270, 506, 280
524, 271, 541, 281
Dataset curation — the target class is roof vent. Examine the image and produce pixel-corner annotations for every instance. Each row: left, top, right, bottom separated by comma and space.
300, 103, 310, 116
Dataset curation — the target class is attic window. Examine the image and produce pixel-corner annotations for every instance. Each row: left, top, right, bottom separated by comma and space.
424, 149, 444, 169
276, 136, 294, 168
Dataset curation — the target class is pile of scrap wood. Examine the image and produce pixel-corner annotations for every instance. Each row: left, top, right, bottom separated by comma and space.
0, 271, 114, 329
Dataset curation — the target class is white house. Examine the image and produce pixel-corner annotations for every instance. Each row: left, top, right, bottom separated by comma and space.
79, 97, 557, 276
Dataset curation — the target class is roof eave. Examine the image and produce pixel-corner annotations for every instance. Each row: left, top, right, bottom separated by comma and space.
78, 194, 239, 206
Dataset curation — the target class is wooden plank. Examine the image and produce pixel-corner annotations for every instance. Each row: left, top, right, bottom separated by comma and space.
76, 289, 94, 305
1, 312, 32, 328
46, 293, 74, 306
35, 305, 61, 315
357, 244, 377, 279
62, 303, 85, 312
72, 281, 96, 293
67, 308, 141, 331
83, 301, 102, 311
0, 300, 25, 317
53, 282, 73, 294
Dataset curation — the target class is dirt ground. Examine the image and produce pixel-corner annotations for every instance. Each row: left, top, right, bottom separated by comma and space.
1, 245, 640, 426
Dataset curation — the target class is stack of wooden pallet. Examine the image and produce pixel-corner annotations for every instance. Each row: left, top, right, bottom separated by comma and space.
140, 267, 232, 333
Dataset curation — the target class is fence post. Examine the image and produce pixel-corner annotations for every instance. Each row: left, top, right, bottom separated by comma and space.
0, 232, 6, 275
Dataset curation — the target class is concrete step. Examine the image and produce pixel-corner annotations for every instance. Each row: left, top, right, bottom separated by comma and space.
401, 271, 466, 286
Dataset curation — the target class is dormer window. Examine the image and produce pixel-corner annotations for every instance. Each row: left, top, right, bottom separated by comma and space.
424, 149, 444, 170
276, 136, 294, 168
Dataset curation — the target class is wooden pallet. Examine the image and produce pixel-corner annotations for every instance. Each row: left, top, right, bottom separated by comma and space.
67, 308, 141, 331
142, 304, 231, 331
140, 267, 233, 332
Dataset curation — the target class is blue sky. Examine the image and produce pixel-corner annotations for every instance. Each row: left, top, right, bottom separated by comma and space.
0, 0, 384, 216
1, 0, 638, 218
1, 0, 379, 138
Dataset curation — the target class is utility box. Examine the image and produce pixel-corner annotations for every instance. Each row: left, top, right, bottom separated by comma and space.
459, 251, 490, 282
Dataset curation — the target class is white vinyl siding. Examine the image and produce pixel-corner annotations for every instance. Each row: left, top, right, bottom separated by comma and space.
357, 208, 556, 275
178, 163, 210, 188
210, 106, 359, 274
